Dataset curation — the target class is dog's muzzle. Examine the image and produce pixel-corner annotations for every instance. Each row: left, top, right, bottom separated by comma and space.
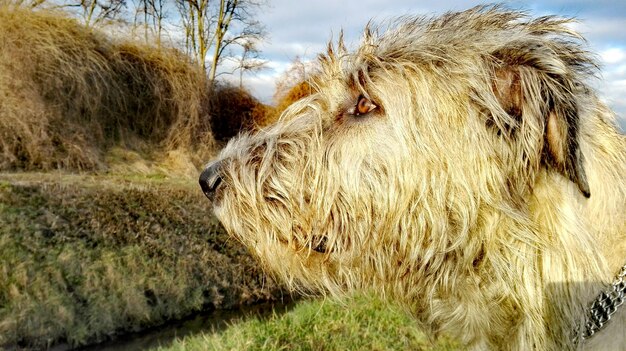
199, 160, 223, 202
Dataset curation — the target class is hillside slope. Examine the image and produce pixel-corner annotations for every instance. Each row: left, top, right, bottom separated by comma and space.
0, 6, 213, 172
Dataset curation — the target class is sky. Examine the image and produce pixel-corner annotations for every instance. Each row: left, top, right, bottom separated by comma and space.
225, 0, 626, 130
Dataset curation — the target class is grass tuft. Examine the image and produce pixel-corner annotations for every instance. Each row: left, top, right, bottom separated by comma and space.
153, 294, 462, 351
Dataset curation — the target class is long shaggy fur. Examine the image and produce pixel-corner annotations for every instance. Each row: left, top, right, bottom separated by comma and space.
203, 6, 626, 350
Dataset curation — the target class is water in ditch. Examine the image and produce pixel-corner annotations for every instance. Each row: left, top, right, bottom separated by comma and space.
65, 299, 296, 351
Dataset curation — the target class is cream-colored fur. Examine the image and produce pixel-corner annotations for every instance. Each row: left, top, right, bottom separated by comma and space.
203, 6, 626, 350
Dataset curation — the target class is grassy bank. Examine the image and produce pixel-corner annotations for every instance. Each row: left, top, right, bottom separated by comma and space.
0, 173, 283, 349
153, 294, 462, 351
0, 6, 213, 172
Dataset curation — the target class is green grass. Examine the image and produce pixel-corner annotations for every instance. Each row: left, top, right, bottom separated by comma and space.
0, 172, 282, 349
153, 294, 462, 351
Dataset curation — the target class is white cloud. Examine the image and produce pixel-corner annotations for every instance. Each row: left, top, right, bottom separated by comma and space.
243, 74, 277, 99
601, 48, 626, 65
594, 46, 626, 128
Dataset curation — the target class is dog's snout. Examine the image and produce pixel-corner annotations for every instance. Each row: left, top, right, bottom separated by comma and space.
199, 160, 223, 201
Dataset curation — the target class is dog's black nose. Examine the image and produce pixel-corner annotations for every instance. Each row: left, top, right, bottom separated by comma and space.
199, 160, 223, 201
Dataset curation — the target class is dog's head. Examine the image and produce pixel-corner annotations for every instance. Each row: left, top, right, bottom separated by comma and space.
200, 6, 595, 296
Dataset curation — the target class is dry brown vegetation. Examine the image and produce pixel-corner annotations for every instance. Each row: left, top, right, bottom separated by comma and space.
272, 80, 315, 118
0, 6, 315, 173
0, 6, 213, 172
270, 57, 318, 119
208, 84, 274, 142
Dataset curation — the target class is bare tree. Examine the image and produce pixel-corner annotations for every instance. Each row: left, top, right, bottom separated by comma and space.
0, 0, 47, 7
176, 0, 266, 85
6, 0, 268, 86
132, 0, 166, 46
66, 0, 126, 27
149, 0, 165, 46
235, 39, 267, 88
5, 0, 126, 26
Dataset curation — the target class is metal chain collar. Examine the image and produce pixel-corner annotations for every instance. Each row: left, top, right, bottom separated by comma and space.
576, 263, 626, 342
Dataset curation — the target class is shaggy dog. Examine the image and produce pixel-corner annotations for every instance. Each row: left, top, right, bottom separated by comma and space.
200, 6, 626, 350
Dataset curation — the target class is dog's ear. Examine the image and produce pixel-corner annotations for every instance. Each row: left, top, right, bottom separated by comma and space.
490, 44, 590, 198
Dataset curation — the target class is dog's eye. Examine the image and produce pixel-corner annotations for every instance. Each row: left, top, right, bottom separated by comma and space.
354, 95, 377, 116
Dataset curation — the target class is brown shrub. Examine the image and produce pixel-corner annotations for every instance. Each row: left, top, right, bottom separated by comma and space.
208, 84, 272, 142
0, 6, 213, 171
249, 103, 277, 131
261, 80, 315, 125
274, 80, 315, 115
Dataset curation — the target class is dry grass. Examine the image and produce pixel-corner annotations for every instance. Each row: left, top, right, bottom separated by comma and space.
208, 84, 274, 142
0, 6, 213, 172
262, 80, 315, 125
274, 80, 315, 114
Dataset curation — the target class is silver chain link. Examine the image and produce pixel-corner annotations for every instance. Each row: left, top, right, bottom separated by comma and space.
576, 263, 626, 342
